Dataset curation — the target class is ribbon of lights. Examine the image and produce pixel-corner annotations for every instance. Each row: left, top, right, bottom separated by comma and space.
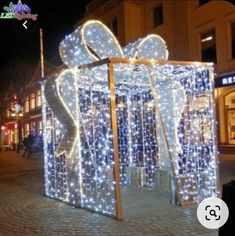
44, 69, 80, 157
42, 20, 217, 218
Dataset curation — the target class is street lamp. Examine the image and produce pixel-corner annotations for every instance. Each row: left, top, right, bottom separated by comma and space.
10, 104, 23, 153
11, 104, 23, 118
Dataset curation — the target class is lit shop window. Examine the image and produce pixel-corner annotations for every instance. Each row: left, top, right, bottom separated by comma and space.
31, 122, 36, 135
38, 121, 42, 134
25, 123, 30, 135
225, 91, 235, 144
22, 128, 25, 139
36, 90, 42, 107
201, 29, 217, 63
24, 97, 30, 113
30, 93, 36, 110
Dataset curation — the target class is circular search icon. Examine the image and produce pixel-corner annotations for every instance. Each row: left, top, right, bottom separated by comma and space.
210, 209, 217, 217
197, 197, 229, 229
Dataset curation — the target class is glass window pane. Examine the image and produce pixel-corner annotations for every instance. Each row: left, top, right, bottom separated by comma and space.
25, 123, 30, 135
153, 5, 163, 27
30, 93, 36, 110
36, 90, 42, 107
201, 29, 216, 63
24, 97, 29, 113
231, 22, 235, 59
31, 122, 36, 135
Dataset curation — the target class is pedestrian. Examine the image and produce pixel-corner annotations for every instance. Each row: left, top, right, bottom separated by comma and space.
34, 134, 42, 152
27, 133, 34, 158
22, 134, 34, 158
22, 136, 28, 157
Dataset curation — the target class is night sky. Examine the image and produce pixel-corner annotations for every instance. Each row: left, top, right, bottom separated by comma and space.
0, 0, 92, 92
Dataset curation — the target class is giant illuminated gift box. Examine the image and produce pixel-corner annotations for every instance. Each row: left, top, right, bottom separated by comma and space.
41, 20, 218, 220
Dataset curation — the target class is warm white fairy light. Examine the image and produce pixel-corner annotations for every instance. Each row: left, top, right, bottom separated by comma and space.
124, 34, 169, 60
59, 20, 124, 68
81, 20, 124, 60
42, 20, 217, 218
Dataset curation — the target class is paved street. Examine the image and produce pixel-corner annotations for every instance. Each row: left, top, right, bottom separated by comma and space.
0, 151, 234, 236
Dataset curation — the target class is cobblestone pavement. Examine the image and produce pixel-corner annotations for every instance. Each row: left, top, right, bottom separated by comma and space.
1, 151, 233, 235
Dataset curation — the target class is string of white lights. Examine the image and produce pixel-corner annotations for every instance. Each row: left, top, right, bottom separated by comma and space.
42, 20, 217, 218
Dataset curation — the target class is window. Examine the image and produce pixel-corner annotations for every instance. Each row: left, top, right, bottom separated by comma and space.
31, 122, 36, 135
231, 22, 235, 59
36, 90, 41, 107
199, 0, 211, 6
201, 29, 217, 63
30, 93, 36, 110
153, 5, 163, 27
25, 123, 30, 135
111, 18, 118, 36
225, 92, 235, 144
6, 109, 10, 118
22, 128, 24, 139
37, 121, 42, 134
24, 97, 29, 113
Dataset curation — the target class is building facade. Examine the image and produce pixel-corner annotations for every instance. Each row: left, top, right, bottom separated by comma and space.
2, 0, 234, 149
1, 62, 58, 149
78, 0, 235, 149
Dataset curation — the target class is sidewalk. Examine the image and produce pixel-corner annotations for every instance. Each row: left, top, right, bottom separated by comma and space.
0, 150, 43, 180
0, 151, 227, 235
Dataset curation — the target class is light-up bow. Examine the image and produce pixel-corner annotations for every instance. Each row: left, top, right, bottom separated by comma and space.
44, 20, 171, 159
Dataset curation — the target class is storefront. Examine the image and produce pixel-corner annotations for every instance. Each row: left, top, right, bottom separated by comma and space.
215, 72, 235, 147
0, 122, 18, 148
22, 115, 42, 137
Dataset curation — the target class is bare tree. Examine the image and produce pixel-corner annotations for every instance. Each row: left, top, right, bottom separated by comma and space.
0, 92, 6, 150
1, 58, 35, 151
0, 91, 11, 151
